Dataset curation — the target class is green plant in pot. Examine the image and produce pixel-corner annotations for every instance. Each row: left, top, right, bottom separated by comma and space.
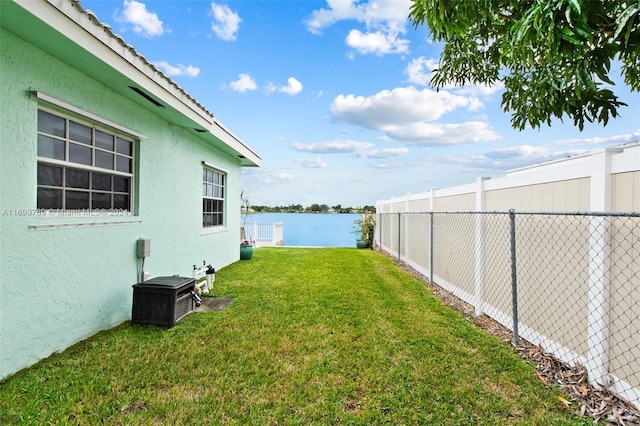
240, 192, 254, 260
352, 212, 375, 249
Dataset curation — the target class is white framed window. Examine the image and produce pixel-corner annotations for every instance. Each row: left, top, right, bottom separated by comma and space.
36, 108, 135, 212
202, 167, 225, 227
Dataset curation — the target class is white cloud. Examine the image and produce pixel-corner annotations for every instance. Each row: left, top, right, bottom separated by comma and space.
305, 0, 360, 35
383, 122, 501, 146
356, 147, 409, 159
330, 86, 501, 145
438, 145, 586, 172
280, 77, 303, 95
305, 0, 412, 56
210, 2, 241, 41
297, 157, 328, 168
241, 168, 295, 189
267, 77, 303, 95
292, 139, 408, 159
153, 61, 200, 77
466, 97, 484, 112
346, 29, 409, 55
553, 130, 640, 147
227, 73, 257, 92
331, 87, 470, 126
405, 57, 439, 86
117, 0, 164, 38
292, 140, 374, 154
485, 145, 556, 160
305, 0, 411, 34
265, 82, 277, 94
371, 159, 422, 169
405, 56, 504, 97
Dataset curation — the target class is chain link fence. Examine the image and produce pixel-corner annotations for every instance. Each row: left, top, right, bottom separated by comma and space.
377, 210, 640, 409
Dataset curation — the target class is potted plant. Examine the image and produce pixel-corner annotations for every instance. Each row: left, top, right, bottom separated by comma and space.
352, 212, 375, 249
240, 192, 254, 260
240, 238, 254, 260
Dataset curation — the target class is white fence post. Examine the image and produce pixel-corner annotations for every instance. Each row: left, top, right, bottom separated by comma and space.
474, 177, 489, 317
587, 216, 611, 386
405, 193, 410, 262
430, 188, 437, 211
390, 197, 397, 258
585, 148, 620, 386
429, 188, 437, 283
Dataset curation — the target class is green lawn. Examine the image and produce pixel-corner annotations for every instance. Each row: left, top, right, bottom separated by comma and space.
0, 248, 587, 425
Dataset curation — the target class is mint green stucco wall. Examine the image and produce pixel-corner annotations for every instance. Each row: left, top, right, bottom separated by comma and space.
0, 29, 243, 379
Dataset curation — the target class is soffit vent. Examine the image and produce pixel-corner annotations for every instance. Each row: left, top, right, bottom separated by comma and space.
129, 86, 164, 107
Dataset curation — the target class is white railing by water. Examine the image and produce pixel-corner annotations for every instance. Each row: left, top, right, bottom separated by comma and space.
243, 222, 284, 246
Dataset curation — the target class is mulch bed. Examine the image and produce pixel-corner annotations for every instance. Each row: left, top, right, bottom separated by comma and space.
383, 250, 640, 425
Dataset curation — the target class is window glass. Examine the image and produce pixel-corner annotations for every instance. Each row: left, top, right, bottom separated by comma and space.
38, 110, 65, 137
92, 173, 112, 191
116, 138, 133, 156
69, 143, 92, 165
65, 190, 90, 209
114, 176, 129, 193
38, 188, 63, 209
116, 155, 132, 173
92, 192, 111, 209
69, 121, 92, 145
38, 134, 65, 160
113, 194, 129, 210
38, 164, 63, 187
95, 130, 114, 150
66, 169, 90, 189
95, 150, 114, 170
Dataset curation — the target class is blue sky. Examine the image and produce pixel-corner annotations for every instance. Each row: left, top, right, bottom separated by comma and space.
80, 0, 640, 208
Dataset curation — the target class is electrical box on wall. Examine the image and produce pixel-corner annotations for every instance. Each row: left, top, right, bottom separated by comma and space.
137, 238, 150, 258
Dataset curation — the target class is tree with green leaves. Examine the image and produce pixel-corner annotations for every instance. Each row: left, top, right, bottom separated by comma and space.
409, 0, 639, 130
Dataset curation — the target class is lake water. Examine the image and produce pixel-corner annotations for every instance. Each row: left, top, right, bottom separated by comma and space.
244, 213, 362, 247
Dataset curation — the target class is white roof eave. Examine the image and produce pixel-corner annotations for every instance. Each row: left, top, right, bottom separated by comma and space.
12, 0, 261, 166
